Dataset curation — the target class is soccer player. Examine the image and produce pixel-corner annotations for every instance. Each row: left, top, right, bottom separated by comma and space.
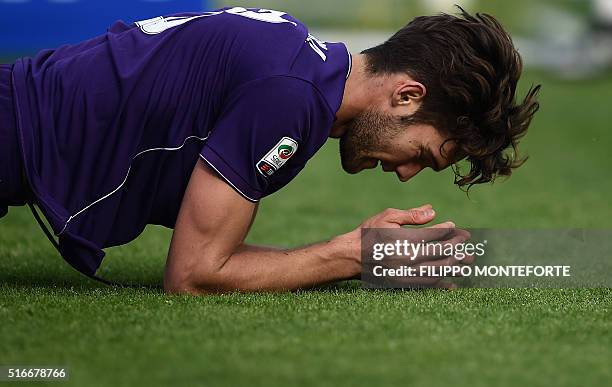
0, 7, 539, 293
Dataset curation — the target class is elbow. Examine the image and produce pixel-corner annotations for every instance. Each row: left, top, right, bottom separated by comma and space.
163, 267, 230, 296
164, 250, 228, 295
163, 278, 199, 295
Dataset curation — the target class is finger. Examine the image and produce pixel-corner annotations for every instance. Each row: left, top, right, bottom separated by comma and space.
406, 221, 456, 243
443, 229, 474, 263
385, 206, 436, 225
403, 203, 432, 211
410, 227, 471, 261
414, 256, 462, 270
429, 221, 456, 229
459, 253, 476, 265
453, 228, 471, 241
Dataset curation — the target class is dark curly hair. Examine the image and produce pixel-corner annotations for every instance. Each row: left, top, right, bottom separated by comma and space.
361, 6, 541, 188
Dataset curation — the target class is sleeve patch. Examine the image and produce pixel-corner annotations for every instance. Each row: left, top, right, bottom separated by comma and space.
256, 137, 298, 177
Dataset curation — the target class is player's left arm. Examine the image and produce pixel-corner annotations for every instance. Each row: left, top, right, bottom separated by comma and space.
164, 160, 465, 294
163, 161, 361, 294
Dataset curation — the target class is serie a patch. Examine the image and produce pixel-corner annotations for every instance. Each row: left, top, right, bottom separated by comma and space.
256, 137, 298, 177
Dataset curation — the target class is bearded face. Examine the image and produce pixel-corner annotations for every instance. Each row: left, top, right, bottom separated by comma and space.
339, 108, 405, 174
338, 108, 459, 182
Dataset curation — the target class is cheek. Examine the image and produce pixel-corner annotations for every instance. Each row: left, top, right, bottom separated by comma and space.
386, 141, 418, 163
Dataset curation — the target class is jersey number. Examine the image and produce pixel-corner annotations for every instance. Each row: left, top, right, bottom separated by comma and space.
135, 7, 296, 35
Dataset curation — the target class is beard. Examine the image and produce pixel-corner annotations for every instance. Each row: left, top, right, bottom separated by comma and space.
339, 108, 403, 173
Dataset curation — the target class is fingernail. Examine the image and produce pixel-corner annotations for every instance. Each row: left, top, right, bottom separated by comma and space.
447, 221, 455, 227
424, 209, 435, 217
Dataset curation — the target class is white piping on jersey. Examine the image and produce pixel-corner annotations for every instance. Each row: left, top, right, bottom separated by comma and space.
344, 45, 352, 79
58, 135, 209, 236
198, 155, 259, 203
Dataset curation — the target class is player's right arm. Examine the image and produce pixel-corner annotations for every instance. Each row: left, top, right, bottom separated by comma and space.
164, 161, 469, 295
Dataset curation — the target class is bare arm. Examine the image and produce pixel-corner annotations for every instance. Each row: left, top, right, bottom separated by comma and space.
164, 161, 360, 294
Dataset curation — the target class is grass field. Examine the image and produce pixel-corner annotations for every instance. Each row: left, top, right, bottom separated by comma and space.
1, 70, 611, 387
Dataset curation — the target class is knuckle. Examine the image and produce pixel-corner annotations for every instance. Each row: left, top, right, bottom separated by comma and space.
383, 208, 396, 216
448, 257, 460, 266
401, 210, 419, 223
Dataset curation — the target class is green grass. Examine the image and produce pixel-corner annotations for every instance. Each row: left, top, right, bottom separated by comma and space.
1, 71, 611, 387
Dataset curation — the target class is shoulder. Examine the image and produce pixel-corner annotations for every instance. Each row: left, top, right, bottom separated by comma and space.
226, 75, 334, 118
287, 37, 352, 118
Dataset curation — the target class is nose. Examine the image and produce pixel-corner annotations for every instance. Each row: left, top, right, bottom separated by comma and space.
395, 163, 424, 182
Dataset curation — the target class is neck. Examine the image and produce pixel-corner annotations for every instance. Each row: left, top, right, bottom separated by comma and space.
330, 53, 378, 138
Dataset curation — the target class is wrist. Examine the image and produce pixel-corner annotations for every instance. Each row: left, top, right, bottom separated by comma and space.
329, 231, 362, 276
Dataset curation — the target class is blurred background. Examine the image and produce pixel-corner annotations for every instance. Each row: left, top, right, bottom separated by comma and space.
3, 0, 612, 78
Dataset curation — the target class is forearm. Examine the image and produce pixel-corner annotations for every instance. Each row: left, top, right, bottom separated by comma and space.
186, 236, 360, 294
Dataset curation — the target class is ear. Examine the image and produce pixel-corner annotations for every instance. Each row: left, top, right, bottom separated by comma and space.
393, 80, 426, 107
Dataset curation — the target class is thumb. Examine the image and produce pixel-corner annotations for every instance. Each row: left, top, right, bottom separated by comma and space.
388, 205, 436, 225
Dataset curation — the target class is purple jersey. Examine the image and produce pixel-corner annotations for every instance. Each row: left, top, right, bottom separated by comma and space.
10, 7, 351, 275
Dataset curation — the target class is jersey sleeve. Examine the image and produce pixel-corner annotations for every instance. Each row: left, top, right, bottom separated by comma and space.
199, 76, 333, 202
